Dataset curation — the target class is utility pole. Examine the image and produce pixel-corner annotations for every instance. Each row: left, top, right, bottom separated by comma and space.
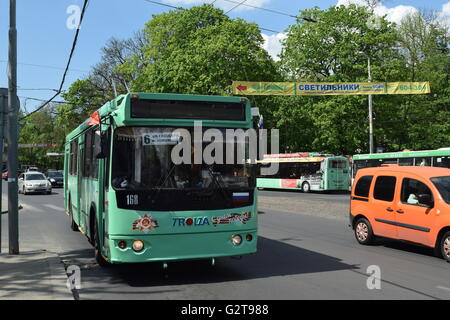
368, 57, 374, 154
8, 0, 19, 255
0, 89, 6, 254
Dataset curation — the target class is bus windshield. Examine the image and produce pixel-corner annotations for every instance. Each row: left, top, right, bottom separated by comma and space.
112, 127, 255, 191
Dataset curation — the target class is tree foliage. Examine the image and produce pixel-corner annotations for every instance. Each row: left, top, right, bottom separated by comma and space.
273, 4, 449, 154
124, 4, 279, 94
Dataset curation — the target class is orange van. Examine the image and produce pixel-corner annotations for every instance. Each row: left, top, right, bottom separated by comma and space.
350, 166, 450, 261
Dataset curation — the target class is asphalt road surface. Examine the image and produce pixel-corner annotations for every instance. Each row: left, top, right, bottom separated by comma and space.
2, 183, 450, 300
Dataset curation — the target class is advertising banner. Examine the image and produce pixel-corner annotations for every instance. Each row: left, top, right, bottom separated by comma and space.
232, 81, 430, 96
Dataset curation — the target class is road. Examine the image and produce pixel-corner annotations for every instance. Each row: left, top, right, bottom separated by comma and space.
2, 183, 450, 300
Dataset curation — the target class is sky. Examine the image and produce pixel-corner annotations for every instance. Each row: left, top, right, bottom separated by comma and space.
0, 0, 449, 113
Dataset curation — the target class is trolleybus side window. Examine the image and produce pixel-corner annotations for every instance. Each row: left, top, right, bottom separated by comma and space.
399, 158, 414, 166
84, 130, 92, 178
70, 140, 78, 176
415, 157, 431, 166
434, 156, 450, 168
83, 128, 100, 179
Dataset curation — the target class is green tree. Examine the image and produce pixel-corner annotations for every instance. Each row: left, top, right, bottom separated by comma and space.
386, 11, 450, 151
18, 105, 65, 170
276, 4, 402, 154
122, 4, 279, 95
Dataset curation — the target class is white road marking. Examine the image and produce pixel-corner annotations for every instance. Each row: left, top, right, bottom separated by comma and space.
44, 204, 65, 212
436, 286, 450, 292
21, 204, 44, 213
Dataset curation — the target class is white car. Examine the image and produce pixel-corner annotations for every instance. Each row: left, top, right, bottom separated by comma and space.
18, 172, 52, 195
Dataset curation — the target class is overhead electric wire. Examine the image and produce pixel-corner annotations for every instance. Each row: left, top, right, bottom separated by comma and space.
142, 0, 282, 33
0, 59, 88, 73
143, 0, 182, 10
19, 96, 69, 104
17, 88, 60, 92
225, 0, 248, 14
20, 0, 90, 120
221, 0, 297, 18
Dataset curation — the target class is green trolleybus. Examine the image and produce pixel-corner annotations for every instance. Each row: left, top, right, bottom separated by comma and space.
64, 93, 258, 266
352, 148, 450, 179
257, 153, 350, 192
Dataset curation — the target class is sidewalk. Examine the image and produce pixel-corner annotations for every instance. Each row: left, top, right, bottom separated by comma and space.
0, 194, 73, 300
0, 249, 74, 300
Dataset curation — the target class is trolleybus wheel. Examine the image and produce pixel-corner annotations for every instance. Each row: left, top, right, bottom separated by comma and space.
94, 219, 110, 267
302, 182, 310, 193
68, 196, 78, 232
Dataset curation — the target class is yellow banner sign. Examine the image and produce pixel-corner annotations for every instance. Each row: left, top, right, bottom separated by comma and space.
232, 81, 430, 96
233, 82, 295, 96
386, 82, 431, 94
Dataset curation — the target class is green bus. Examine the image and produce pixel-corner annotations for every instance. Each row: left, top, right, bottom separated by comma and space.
64, 93, 258, 266
352, 148, 450, 179
257, 153, 350, 192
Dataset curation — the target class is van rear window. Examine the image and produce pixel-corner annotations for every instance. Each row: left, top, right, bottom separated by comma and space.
355, 175, 373, 197
374, 176, 397, 202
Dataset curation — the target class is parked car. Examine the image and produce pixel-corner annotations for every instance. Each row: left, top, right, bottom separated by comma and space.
46, 170, 64, 187
18, 172, 52, 195
350, 165, 450, 262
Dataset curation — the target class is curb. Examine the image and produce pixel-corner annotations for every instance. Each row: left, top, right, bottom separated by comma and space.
45, 251, 75, 300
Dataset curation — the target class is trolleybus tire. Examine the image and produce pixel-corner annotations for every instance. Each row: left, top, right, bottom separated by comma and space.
69, 197, 78, 232
302, 182, 310, 193
94, 219, 110, 267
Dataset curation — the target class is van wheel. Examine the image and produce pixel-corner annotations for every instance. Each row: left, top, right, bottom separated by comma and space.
354, 218, 375, 245
440, 231, 450, 262
302, 182, 310, 193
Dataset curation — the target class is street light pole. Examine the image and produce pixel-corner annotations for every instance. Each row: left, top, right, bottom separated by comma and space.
8, 0, 19, 255
368, 57, 374, 154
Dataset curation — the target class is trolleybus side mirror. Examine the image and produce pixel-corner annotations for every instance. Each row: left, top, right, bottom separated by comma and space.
96, 131, 109, 159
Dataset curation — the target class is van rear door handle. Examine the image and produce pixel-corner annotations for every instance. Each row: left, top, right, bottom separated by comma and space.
386, 208, 394, 212
396, 209, 404, 214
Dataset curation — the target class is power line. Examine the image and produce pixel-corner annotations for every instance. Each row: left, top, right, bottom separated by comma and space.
142, 0, 182, 10
17, 88, 60, 92
19, 96, 68, 105
220, 0, 297, 18
20, 0, 90, 120
225, 0, 247, 14
0, 59, 88, 73
142, 0, 282, 33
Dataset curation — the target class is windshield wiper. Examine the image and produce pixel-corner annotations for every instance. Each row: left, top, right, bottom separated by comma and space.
148, 163, 178, 204
205, 165, 233, 206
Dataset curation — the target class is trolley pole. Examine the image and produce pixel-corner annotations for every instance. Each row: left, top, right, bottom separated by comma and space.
8, 0, 19, 255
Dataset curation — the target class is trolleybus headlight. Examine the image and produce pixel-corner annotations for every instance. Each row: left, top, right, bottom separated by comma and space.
132, 240, 144, 252
246, 234, 253, 242
231, 235, 242, 246
118, 240, 127, 249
